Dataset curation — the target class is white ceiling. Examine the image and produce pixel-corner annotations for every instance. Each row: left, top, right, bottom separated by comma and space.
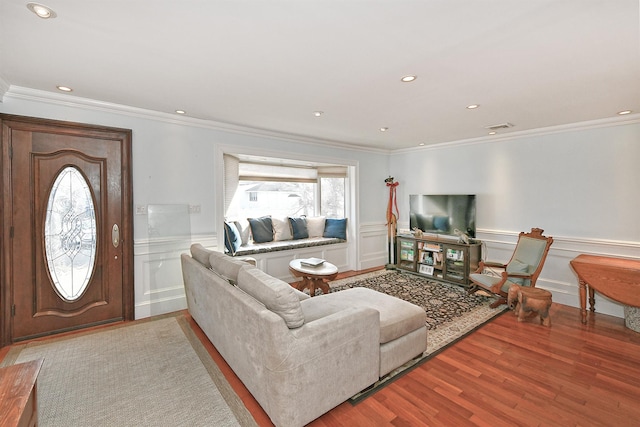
1, 0, 639, 150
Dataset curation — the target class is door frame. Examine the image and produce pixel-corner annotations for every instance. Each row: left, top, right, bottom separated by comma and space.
0, 114, 134, 347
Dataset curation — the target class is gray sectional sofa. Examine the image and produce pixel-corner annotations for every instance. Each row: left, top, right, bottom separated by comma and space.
181, 244, 427, 427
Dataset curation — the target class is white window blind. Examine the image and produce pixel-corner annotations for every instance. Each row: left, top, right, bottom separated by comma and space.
317, 165, 347, 178
239, 162, 317, 182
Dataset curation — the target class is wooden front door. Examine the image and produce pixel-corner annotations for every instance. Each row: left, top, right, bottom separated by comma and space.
1, 115, 133, 345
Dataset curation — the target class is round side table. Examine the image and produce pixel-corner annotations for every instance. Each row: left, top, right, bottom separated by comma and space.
288, 259, 338, 297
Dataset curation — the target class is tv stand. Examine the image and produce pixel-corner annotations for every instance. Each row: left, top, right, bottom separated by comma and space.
396, 234, 481, 287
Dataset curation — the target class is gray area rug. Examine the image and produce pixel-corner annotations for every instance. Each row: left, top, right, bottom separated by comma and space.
1, 314, 257, 427
329, 269, 507, 401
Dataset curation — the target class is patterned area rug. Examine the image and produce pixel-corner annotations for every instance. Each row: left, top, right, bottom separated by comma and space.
329, 269, 508, 401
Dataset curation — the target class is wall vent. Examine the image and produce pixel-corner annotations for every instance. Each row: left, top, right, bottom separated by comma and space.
484, 122, 514, 131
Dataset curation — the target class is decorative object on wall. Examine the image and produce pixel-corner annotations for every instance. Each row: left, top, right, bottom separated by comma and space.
385, 176, 399, 266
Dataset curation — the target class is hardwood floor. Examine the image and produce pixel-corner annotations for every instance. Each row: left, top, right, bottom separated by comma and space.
187, 293, 640, 427
3, 267, 640, 426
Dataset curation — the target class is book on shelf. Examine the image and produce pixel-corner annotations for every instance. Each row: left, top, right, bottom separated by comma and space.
300, 257, 325, 267
424, 243, 442, 251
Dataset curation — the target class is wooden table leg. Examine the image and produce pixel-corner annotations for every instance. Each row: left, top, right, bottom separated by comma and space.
312, 278, 330, 295
579, 279, 587, 324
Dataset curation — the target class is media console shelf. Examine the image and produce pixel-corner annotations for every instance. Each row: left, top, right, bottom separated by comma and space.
396, 234, 481, 287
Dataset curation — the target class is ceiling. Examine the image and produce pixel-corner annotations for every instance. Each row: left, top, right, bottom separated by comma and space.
1, 1, 638, 151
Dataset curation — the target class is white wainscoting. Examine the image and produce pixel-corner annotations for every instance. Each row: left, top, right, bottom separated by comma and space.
358, 222, 389, 270
248, 242, 350, 282
133, 228, 378, 318
476, 229, 640, 319
134, 226, 636, 320
133, 234, 216, 319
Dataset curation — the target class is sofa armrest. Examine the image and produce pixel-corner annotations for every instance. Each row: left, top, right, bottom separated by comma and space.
287, 306, 380, 365
263, 306, 380, 427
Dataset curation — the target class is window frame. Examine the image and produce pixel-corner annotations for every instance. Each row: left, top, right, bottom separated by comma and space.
215, 145, 358, 270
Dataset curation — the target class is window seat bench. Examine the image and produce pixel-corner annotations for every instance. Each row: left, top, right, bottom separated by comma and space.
227, 237, 349, 283
229, 237, 346, 257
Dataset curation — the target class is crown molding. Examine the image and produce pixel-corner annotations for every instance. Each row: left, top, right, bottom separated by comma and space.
391, 114, 640, 155
0, 76, 10, 102
4, 86, 390, 155
4, 85, 638, 156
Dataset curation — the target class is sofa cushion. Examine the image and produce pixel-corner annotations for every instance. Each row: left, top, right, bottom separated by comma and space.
306, 216, 325, 238
237, 267, 305, 328
323, 218, 347, 240
272, 216, 293, 241
288, 217, 309, 240
209, 251, 253, 284
190, 243, 215, 268
223, 221, 242, 255
248, 216, 274, 243
301, 287, 425, 344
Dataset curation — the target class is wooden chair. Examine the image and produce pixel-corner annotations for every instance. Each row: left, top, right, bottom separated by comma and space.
469, 228, 553, 308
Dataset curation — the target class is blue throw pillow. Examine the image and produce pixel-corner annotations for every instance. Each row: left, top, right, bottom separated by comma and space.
223, 221, 241, 254
288, 217, 309, 240
248, 216, 274, 243
323, 218, 347, 240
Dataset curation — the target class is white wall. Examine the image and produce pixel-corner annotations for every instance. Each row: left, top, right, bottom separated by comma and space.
390, 120, 640, 318
0, 89, 391, 318
5, 88, 636, 320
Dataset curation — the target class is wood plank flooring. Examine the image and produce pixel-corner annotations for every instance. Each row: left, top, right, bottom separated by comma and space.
3, 266, 640, 427
186, 290, 640, 427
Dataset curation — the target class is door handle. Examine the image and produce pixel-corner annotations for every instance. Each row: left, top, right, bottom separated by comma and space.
112, 224, 120, 248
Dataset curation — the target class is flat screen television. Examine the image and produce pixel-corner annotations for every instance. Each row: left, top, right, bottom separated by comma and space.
409, 194, 476, 238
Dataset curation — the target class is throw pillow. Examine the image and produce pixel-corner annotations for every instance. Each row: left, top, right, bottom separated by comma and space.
288, 217, 309, 240
272, 216, 293, 241
223, 221, 241, 255
323, 218, 347, 240
233, 220, 251, 245
306, 216, 326, 238
248, 216, 274, 243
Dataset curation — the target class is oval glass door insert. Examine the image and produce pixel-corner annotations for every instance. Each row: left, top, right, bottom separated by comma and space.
44, 166, 97, 301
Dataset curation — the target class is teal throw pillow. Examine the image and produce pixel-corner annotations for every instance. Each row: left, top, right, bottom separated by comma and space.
248, 216, 274, 243
223, 221, 241, 254
288, 217, 309, 240
323, 218, 347, 240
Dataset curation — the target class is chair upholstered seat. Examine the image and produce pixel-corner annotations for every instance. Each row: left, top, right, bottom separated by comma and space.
469, 273, 517, 294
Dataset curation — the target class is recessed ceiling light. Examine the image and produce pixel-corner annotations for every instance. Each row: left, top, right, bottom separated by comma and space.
488, 131, 497, 135
380, 127, 389, 132
313, 111, 323, 117
418, 143, 425, 146
466, 104, 480, 109
27, 2, 56, 19
618, 110, 632, 115
175, 110, 186, 114
56, 85, 72, 92
401, 75, 417, 83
